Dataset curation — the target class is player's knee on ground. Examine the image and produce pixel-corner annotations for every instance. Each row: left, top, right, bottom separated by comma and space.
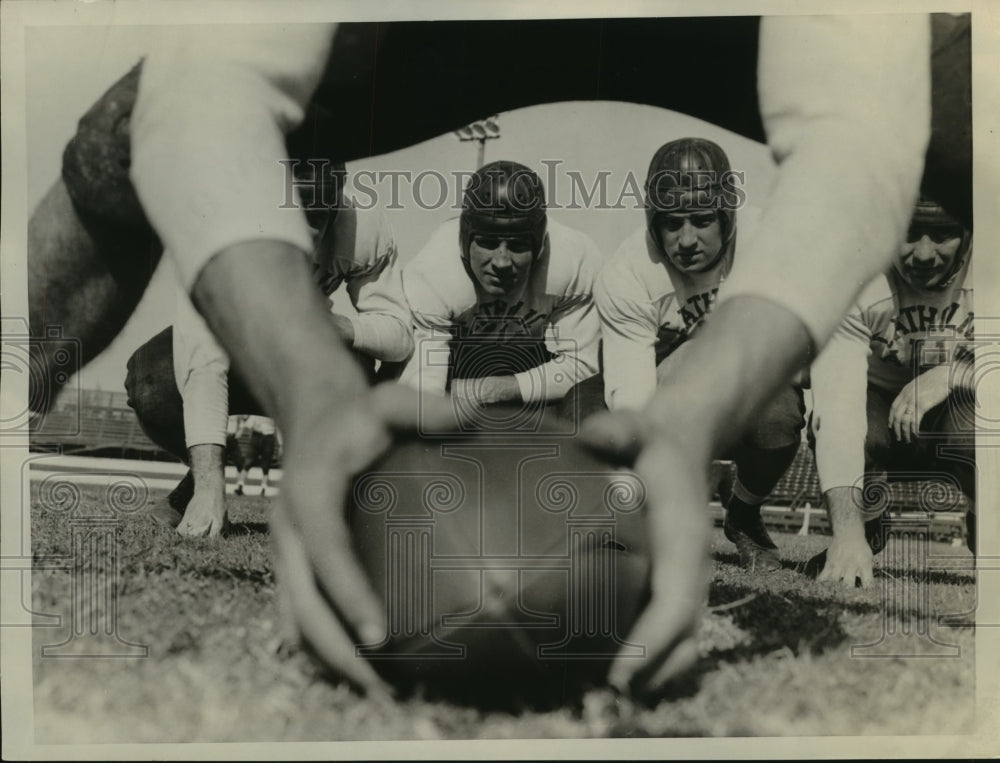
125, 327, 188, 459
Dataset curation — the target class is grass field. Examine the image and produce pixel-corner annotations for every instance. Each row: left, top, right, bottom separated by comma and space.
29, 483, 976, 743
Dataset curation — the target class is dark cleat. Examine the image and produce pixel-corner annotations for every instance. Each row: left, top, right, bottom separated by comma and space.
863, 510, 889, 555
167, 469, 195, 510
724, 511, 781, 572
234, 485, 244, 496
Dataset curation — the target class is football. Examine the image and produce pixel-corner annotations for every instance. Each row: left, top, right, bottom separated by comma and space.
348, 418, 651, 707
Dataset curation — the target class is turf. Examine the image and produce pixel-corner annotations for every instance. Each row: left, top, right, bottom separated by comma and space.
29, 484, 976, 742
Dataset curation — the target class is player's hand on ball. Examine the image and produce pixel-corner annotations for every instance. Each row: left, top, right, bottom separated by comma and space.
888, 365, 951, 444
581, 413, 712, 697
817, 536, 875, 587
272, 383, 466, 695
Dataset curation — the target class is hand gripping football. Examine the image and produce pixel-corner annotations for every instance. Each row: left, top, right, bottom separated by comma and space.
348, 419, 650, 708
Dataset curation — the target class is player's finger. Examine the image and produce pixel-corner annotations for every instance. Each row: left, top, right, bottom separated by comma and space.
275, 564, 301, 648
643, 634, 700, 697
896, 412, 906, 443
177, 519, 205, 538
888, 393, 903, 419
607, 596, 697, 694
288, 486, 388, 647
272, 507, 391, 696
909, 410, 922, 442
578, 410, 647, 466
818, 567, 846, 585
858, 563, 875, 587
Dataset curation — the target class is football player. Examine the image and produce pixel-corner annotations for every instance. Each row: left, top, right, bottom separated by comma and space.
234, 415, 278, 497
809, 198, 974, 587
399, 161, 601, 409
124, 185, 412, 537
593, 138, 805, 572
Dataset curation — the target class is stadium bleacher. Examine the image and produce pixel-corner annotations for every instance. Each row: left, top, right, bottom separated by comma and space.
31, 389, 285, 466
30, 389, 171, 460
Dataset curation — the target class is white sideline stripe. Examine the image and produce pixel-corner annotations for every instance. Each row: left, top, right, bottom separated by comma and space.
27, 455, 283, 493
24, 456, 963, 521
29, 455, 190, 476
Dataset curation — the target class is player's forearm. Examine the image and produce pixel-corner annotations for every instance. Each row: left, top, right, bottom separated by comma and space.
181, 369, 231, 448
174, 305, 232, 449
398, 329, 449, 396
810, 333, 869, 492
513, 355, 591, 403
721, 16, 929, 347
517, 306, 601, 403
189, 443, 227, 491
644, 297, 811, 456
601, 338, 656, 411
191, 241, 369, 435
468, 375, 522, 405
349, 314, 415, 363
824, 486, 867, 543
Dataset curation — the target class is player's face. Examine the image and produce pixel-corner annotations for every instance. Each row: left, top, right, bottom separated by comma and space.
897, 223, 964, 289
657, 211, 723, 272
468, 234, 534, 297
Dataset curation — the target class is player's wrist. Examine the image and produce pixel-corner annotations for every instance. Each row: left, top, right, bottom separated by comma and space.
188, 443, 227, 495
484, 375, 522, 404
824, 486, 867, 541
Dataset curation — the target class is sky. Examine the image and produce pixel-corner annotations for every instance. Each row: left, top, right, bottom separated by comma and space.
23, 24, 779, 395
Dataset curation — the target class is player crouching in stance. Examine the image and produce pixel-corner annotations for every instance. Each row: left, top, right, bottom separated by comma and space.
125, 191, 413, 536
593, 138, 805, 572
810, 198, 974, 586
399, 161, 602, 413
